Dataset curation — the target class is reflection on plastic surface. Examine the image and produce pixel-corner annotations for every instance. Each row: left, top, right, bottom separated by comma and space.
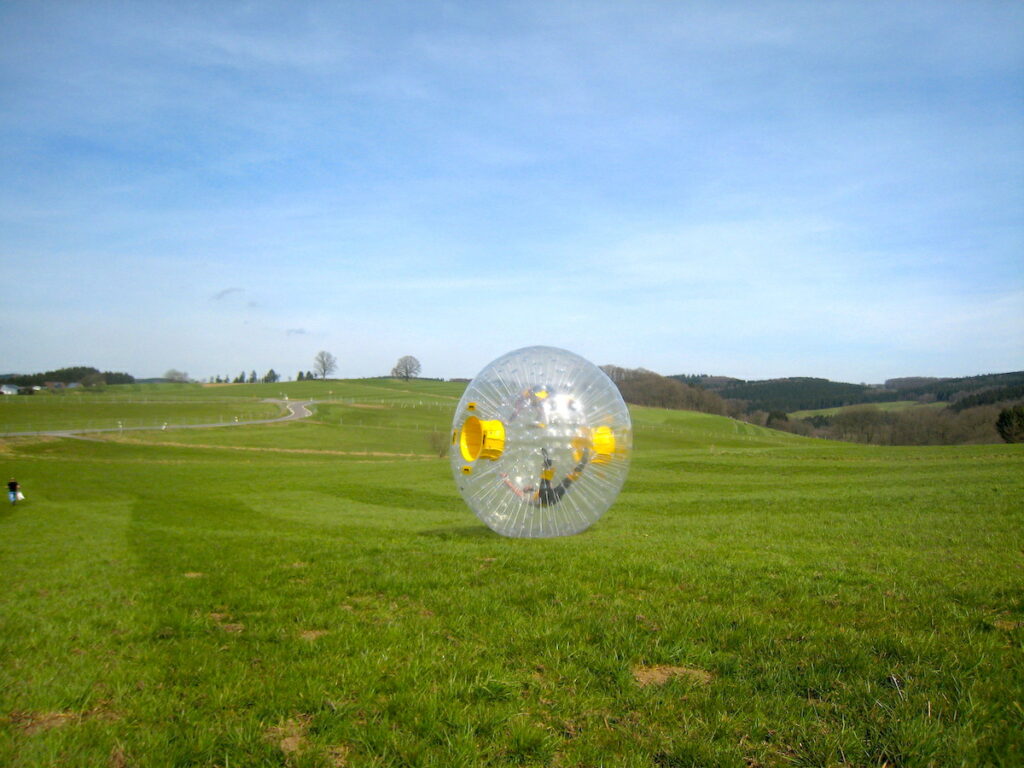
450, 346, 632, 538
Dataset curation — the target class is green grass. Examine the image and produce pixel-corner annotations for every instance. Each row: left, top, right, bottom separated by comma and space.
0, 378, 462, 434
0, 398, 283, 433
790, 401, 948, 419
1, 382, 1022, 766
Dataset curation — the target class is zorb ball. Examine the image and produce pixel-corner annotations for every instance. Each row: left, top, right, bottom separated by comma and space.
450, 346, 632, 537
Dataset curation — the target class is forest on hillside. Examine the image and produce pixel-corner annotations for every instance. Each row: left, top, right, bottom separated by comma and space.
1, 366, 135, 388
608, 367, 1024, 446
670, 371, 1024, 413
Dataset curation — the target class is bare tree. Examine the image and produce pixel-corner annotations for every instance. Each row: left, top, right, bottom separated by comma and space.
313, 350, 337, 380
391, 355, 421, 380
601, 366, 727, 415
831, 405, 889, 444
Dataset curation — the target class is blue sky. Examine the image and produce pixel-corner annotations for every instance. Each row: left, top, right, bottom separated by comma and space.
2, 1, 1022, 383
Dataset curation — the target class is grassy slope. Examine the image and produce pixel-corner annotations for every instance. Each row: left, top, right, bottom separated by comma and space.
0, 379, 461, 436
0, 381, 1021, 767
790, 401, 948, 419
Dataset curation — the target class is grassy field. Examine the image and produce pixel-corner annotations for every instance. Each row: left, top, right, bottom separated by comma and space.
1, 380, 1021, 767
0, 388, 283, 433
789, 402, 947, 419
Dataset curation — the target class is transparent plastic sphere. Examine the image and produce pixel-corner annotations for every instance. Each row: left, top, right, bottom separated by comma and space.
450, 346, 632, 538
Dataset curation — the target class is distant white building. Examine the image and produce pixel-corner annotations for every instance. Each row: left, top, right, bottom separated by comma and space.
1, 384, 19, 396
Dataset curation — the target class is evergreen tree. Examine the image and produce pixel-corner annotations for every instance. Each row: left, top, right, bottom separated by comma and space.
996, 405, 1024, 443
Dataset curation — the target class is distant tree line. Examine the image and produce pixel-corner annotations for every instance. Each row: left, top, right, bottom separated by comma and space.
4, 366, 135, 387
208, 351, 341, 384
884, 377, 943, 390
208, 370, 280, 384
906, 372, 1024, 403
686, 376, 894, 413
749, 403, 1023, 446
18, 351, 433, 390
601, 366, 730, 416
604, 367, 1024, 446
672, 373, 742, 389
673, 371, 1024, 414
948, 382, 1024, 412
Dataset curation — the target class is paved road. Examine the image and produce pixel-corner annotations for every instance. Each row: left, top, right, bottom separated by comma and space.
0, 399, 316, 438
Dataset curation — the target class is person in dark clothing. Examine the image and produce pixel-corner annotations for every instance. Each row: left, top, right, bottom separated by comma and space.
8, 478, 20, 505
501, 447, 590, 507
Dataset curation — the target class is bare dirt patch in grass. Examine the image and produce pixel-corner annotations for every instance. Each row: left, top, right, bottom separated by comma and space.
632, 665, 713, 687
208, 611, 244, 633
13, 710, 76, 734
183, 571, 205, 579
327, 744, 351, 766
9, 704, 120, 735
266, 714, 312, 756
635, 614, 662, 632
300, 629, 329, 641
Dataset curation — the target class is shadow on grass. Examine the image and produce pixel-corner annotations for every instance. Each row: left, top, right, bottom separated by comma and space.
418, 524, 497, 539
329, 485, 455, 511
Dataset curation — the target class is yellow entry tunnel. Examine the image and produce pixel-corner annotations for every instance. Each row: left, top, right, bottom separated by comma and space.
573, 425, 617, 464
459, 416, 506, 462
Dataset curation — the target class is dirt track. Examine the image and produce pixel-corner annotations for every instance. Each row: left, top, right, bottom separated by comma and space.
0, 399, 315, 438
